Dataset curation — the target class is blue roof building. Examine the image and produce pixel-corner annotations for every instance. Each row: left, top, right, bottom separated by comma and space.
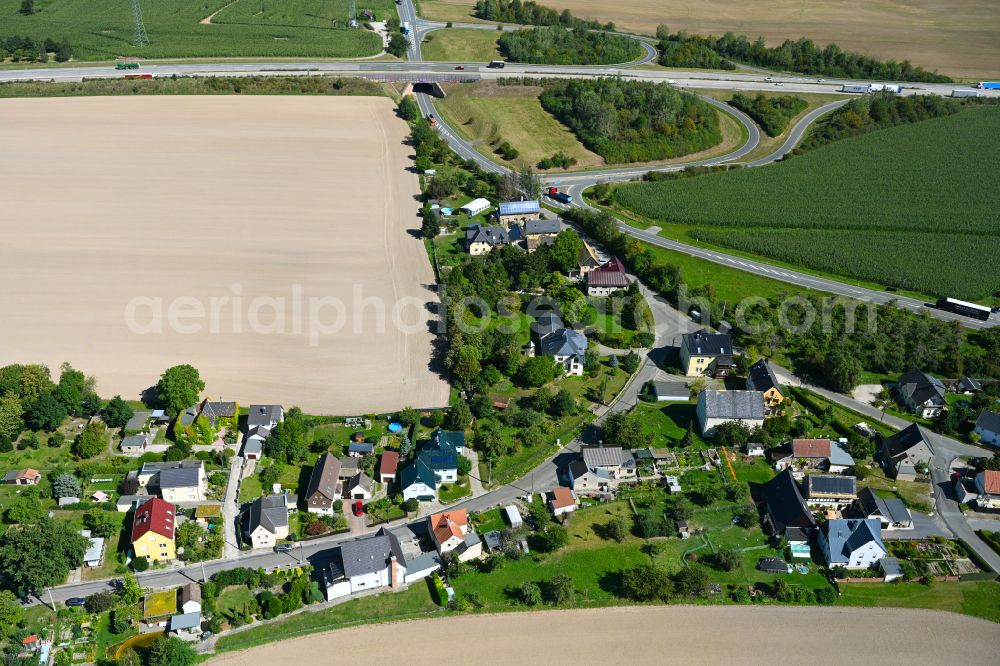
428, 428, 465, 455
497, 200, 540, 218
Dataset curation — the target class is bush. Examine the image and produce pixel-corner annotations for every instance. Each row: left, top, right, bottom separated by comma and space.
496, 141, 520, 160
131, 556, 148, 572
85, 591, 117, 613
537, 151, 577, 170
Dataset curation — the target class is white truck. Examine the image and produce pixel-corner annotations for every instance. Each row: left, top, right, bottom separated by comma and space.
951, 89, 982, 98
869, 83, 903, 94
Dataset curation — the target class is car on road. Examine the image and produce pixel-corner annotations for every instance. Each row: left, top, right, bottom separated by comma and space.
764, 76, 773, 82
775, 82, 784, 86
274, 543, 293, 553
666, 79, 677, 85
353, 500, 365, 516
455, 65, 465, 70
66, 597, 86, 607
817, 78, 826, 82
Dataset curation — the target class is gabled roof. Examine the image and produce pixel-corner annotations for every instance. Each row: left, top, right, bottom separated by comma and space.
246, 494, 290, 534
465, 224, 509, 246
305, 453, 342, 503
429, 509, 469, 546
348, 472, 375, 494
568, 459, 589, 480
792, 439, 831, 459
131, 497, 175, 543
959, 377, 982, 391
158, 466, 201, 489
125, 411, 151, 431
340, 534, 395, 578
429, 428, 465, 453
804, 474, 857, 497
4, 468, 41, 482
551, 486, 576, 509
200, 400, 237, 426
400, 458, 437, 490
532, 312, 564, 338
882, 423, 935, 459
539, 327, 588, 360
169, 612, 201, 631
121, 434, 149, 450
823, 518, 884, 564
753, 468, 816, 535
700, 390, 766, 421
682, 329, 732, 357
524, 219, 561, 235
898, 369, 946, 406
498, 200, 540, 216
140, 460, 204, 475
828, 441, 855, 468
587, 257, 629, 288
348, 441, 374, 455
379, 451, 400, 476
247, 404, 283, 429
746, 359, 781, 394
582, 446, 625, 469
976, 410, 1000, 434
418, 449, 457, 471
181, 582, 201, 606
978, 470, 1000, 495
578, 241, 601, 269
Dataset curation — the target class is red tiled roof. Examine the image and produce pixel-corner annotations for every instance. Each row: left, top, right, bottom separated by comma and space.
429, 509, 468, 545
982, 470, 1000, 495
15, 468, 41, 481
379, 451, 399, 476
22, 635, 38, 645
551, 486, 576, 509
792, 439, 831, 459
587, 257, 629, 287
131, 497, 176, 543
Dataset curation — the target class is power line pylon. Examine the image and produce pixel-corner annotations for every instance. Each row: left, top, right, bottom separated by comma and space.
131, 0, 149, 47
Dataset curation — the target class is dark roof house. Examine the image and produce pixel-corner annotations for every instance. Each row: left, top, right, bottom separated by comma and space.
587, 257, 630, 291
305, 454, 343, 511
752, 468, 816, 539
746, 359, 781, 394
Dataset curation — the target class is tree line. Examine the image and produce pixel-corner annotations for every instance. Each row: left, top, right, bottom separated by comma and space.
498, 26, 642, 66
562, 207, 1000, 392
537, 78, 722, 163
655, 26, 952, 83
1, 35, 71, 63
473, 0, 610, 31
728, 93, 807, 137
797, 93, 998, 153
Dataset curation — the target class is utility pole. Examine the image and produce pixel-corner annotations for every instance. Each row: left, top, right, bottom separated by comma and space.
201, 561, 207, 583
131, 0, 149, 47
298, 540, 304, 564
47, 587, 56, 611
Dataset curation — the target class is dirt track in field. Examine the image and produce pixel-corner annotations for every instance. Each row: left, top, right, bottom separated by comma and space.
0, 96, 449, 414
425, 0, 999, 79
206, 605, 1000, 665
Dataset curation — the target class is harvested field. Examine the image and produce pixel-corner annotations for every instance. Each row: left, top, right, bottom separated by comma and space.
0, 96, 449, 414
422, 0, 1000, 79
207, 605, 1000, 664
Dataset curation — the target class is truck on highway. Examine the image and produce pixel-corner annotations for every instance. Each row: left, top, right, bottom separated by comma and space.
115, 61, 139, 70
951, 89, 982, 98
936, 297, 991, 322
546, 188, 572, 204
976, 82, 1000, 90
868, 83, 902, 93
487, 60, 505, 69
840, 84, 870, 94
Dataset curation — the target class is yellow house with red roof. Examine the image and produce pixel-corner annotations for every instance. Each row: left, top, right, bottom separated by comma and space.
131, 497, 176, 563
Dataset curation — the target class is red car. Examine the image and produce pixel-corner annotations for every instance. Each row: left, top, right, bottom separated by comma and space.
455, 65, 465, 70
353, 501, 365, 516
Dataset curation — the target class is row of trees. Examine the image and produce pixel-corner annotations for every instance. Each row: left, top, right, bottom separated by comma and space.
563, 206, 1000, 391
498, 27, 642, 66
0, 35, 72, 63
655, 26, 952, 83
797, 93, 995, 152
473, 0, 610, 31
0, 363, 102, 449
538, 78, 722, 163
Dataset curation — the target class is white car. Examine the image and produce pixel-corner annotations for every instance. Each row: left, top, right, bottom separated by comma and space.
817, 78, 826, 82
764, 76, 773, 82
775, 82, 784, 86
667, 79, 677, 85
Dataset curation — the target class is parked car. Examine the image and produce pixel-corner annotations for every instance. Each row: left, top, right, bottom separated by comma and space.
353, 501, 365, 516
274, 543, 293, 553
66, 597, 86, 607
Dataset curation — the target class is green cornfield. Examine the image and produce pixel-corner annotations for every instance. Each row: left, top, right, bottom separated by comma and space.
0, 0, 391, 61
613, 107, 1000, 299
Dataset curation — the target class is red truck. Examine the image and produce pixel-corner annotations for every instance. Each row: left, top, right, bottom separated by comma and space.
547, 187, 572, 204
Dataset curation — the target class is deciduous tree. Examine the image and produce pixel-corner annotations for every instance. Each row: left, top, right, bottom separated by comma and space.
156, 365, 205, 417
0, 517, 89, 595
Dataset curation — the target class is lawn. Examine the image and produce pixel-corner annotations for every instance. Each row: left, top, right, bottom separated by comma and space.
421, 28, 501, 62
438, 478, 472, 503
435, 82, 604, 170
612, 107, 1000, 300
216, 585, 253, 616
839, 580, 1000, 624
632, 402, 698, 446
214, 584, 440, 653
0, 0, 389, 61
472, 507, 505, 534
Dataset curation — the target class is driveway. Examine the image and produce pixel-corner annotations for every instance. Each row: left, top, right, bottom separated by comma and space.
221, 455, 243, 559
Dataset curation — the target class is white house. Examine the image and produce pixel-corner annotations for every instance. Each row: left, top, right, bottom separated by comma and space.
324, 529, 441, 601
697, 390, 766, 437
138, 461, 206, 502
244, 494, 293, 549
180, 583, 201, 615
244, 404, 284, 460
581, 446, 636, 485
429, 509, 483, 563
120, 434, 150, 457
528, 313, 586, 376
400, 459, 437, 502
346, 473, 375, 501
567, 459, 602, 494
897, 369, 946, 419
549, 487, 577, 517
586, 257, 630, 297
975, 411, 1000, 448
818, 518, 887, 570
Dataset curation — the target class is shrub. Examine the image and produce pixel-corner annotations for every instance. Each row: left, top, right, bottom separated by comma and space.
131, 556, 148, 572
